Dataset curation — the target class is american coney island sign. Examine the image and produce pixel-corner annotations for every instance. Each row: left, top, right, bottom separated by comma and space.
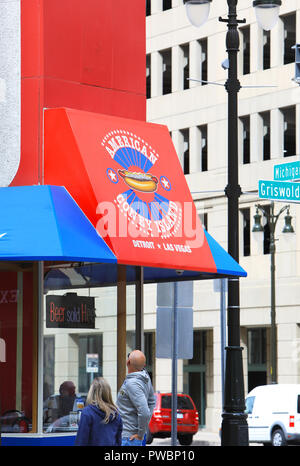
44, 108, 216, 272
97, 128, 202, 254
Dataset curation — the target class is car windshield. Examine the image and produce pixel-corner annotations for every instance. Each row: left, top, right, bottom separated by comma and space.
161, 395, 194, 410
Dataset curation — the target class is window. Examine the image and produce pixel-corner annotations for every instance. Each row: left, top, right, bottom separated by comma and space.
241, 208, 250, 256
248, 328, 267, 392
160, 48, 172, 95
78, 334, 103, 393
181, 43, 190, 90
198, 124, 208, 171
44, 336, 55, 400
240, 26, 250, 75
163, 0, 172, 11
281, 106, 296, 158
282, 13, 296, 65
263, 30, 271, 70
144, 332, 155, 382
245, 396, 255, 415
240, 115, 250, 164
199, 38, 207, 84
260, 111, 270, 161
199, 212, 208, 231
146, 54, 151, 99
146, 0, 151, 16
180, 128, 190, 174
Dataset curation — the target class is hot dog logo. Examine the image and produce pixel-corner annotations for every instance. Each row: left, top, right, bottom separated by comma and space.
101, 129, 182, 239
118, 169, 158, 193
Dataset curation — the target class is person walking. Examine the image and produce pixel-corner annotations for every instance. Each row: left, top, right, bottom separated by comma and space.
117, 350, 156, 446
75, 377, 122, 446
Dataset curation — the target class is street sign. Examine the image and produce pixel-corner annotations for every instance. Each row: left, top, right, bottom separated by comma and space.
259, 179, 300, 202
274, 161, 300, 182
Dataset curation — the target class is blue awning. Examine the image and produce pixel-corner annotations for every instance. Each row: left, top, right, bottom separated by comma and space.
0, 185, 117, 263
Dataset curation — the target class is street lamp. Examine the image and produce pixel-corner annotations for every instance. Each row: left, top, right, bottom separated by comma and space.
183, 0, 281, 446
252, 202, 294, 384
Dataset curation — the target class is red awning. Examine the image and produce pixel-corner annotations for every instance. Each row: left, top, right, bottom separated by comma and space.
44, 107, 246, 277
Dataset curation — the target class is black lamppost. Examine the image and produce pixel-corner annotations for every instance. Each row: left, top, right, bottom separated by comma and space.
252, 202, 294, 384
183, 0, 281, 446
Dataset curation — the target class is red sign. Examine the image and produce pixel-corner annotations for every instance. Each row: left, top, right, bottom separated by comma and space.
44, 108, 217, 273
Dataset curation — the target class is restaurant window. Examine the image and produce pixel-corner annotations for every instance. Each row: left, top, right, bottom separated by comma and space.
0, 271, 35, 435
78, 334, 103, 393
42, 278, 118, 435
280, 105, 296, 158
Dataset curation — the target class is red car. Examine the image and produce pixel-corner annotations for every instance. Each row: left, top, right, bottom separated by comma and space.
147, 392, 199, 445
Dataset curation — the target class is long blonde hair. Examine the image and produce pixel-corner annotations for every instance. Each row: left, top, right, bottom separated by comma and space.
86, 377, 118, 424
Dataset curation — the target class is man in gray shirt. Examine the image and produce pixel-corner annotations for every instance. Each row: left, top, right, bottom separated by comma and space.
117, 350, 156, 446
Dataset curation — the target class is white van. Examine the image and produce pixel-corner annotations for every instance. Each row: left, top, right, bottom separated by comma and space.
246, 384, 300, 446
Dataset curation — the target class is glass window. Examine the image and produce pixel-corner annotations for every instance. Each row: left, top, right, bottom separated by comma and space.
163, 0, 172, 11
260, 111, 270, 161
245, 396, 255, 414
282, 13, 296, 65
42, 274, 118, 434
240, 26, 250, 75
241, 208, 250, 257
0, 270, 34, 434
280, 106, 296, 158
240, 116, 250, 164
263, 30, 271, 70
146, 54, 151, 99
160, 48, 172, 95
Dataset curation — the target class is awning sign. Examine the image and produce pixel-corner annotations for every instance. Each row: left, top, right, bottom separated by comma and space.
46, 294, 95, 329
44, 108, 247, 277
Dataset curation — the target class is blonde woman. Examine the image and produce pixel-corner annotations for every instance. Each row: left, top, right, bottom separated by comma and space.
75, 377, 122, 446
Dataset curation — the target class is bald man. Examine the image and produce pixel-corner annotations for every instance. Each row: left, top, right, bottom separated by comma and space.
117, 350, 156, 446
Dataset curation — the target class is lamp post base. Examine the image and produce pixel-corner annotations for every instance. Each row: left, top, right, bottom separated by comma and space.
221, 413, 249, 446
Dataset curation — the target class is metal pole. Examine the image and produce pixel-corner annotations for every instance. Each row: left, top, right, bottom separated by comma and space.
221, 0, 248, 446
220, 279, 227, 407
171, 281, 178, 446
269, 202, 277, 383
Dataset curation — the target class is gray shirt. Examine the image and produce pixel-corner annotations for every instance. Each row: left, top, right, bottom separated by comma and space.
116, 370, 156, 439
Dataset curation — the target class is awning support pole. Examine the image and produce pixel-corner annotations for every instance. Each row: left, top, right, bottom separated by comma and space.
135, 266, 144, 352
117, 265, 127, 392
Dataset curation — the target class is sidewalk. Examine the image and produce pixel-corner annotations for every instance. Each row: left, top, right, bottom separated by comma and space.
150, 429, 221, 447
193, 429, 221, 446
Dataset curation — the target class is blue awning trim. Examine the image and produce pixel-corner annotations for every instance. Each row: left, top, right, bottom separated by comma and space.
0, 185, 116, 263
